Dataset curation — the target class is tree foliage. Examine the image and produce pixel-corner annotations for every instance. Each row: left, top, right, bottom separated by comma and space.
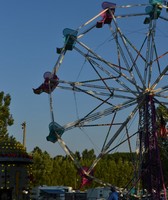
156, 104, 168, 121
30, 147, 136, 189
0, 92, 14, 137
30, 144, 168, 190
156, 104, 168, 186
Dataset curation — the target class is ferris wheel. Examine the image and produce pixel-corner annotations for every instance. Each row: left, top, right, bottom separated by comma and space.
33, 1, 168, 199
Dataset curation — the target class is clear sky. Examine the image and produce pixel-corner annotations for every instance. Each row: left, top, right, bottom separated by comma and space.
1, 0, 167, 157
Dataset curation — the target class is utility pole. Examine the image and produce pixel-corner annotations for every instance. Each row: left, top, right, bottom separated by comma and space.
21, 122, 26, 149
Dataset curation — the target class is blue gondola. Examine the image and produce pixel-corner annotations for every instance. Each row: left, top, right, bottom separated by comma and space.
46, 122, 64, 143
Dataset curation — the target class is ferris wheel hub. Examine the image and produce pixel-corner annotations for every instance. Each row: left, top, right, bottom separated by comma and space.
144, 88, 154, 95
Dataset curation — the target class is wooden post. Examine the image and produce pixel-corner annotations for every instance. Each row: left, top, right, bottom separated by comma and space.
21, 122, 26, 149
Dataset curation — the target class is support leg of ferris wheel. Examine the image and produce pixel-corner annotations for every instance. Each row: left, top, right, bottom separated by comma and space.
138, 95, 167, 199
134, 3, 168, 197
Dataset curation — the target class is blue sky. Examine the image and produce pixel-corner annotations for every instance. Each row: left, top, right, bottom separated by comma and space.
0, 0, 106, 156
1, 0, 167, 157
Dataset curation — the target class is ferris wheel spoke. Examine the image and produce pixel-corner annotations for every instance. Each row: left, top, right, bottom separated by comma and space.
77, 8, 109, 36
151, 64, 168, 90
155, 86, 168, 99
58, 85, 136, 100
122, 34, 147, 88
86, 56, 134, 90
58, 84, 136, 101
87, 59, 116, 95
77, 24, 96, 39
73, 86, 134, 100
155, 92, 168, 99
122, 33, 147, 63
77, 31, 145, 90
52, 48, 66, 74
154, 97, 168, 106
70, 84, 114, 106
77, 4, 148, 39
153, 51, 168, 65
86, 101, 143, 175
101, 111, 117, 151
87, 59, 140, 99
74, 49, 141, 95
76, 48, 127, 71
74, 41, 127, 75
101, 101, 143, 154
144, 28, 151, 85
58, 79, 138, 97
76, 3, 168, 40
154, 85, 168, 93
106, 131, 138, 154
144, 20, 157, 87
116, 4, 148, 9
63, 98, 137, 131
156, 95, 168, 100
74, 45, 142, 95
109, 25, 134, 74
152, 40, 163, 75
110, 13, 134, 71
159, 15, 168, 21
155, 95, 168, 100
109, 13, 143, 92
58, 85, 114, 98
158, 101, 168, 105
148, 30, 168, 83
115, 13, 147, 19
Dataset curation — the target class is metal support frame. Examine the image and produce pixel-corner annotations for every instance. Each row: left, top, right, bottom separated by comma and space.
138, 95, 165, 199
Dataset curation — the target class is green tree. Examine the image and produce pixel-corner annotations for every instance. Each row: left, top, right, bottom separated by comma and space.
51, 156, 65, 185
156, 105, 168, 186
32, 146, 43, 154
30, 149, 137, 189
0, 92, 14, 137
82, 149, 96, 161
31, 149, 44, 186
31, 147, 52, 186
156, 105, 168, 121
41, 151, 53, 185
